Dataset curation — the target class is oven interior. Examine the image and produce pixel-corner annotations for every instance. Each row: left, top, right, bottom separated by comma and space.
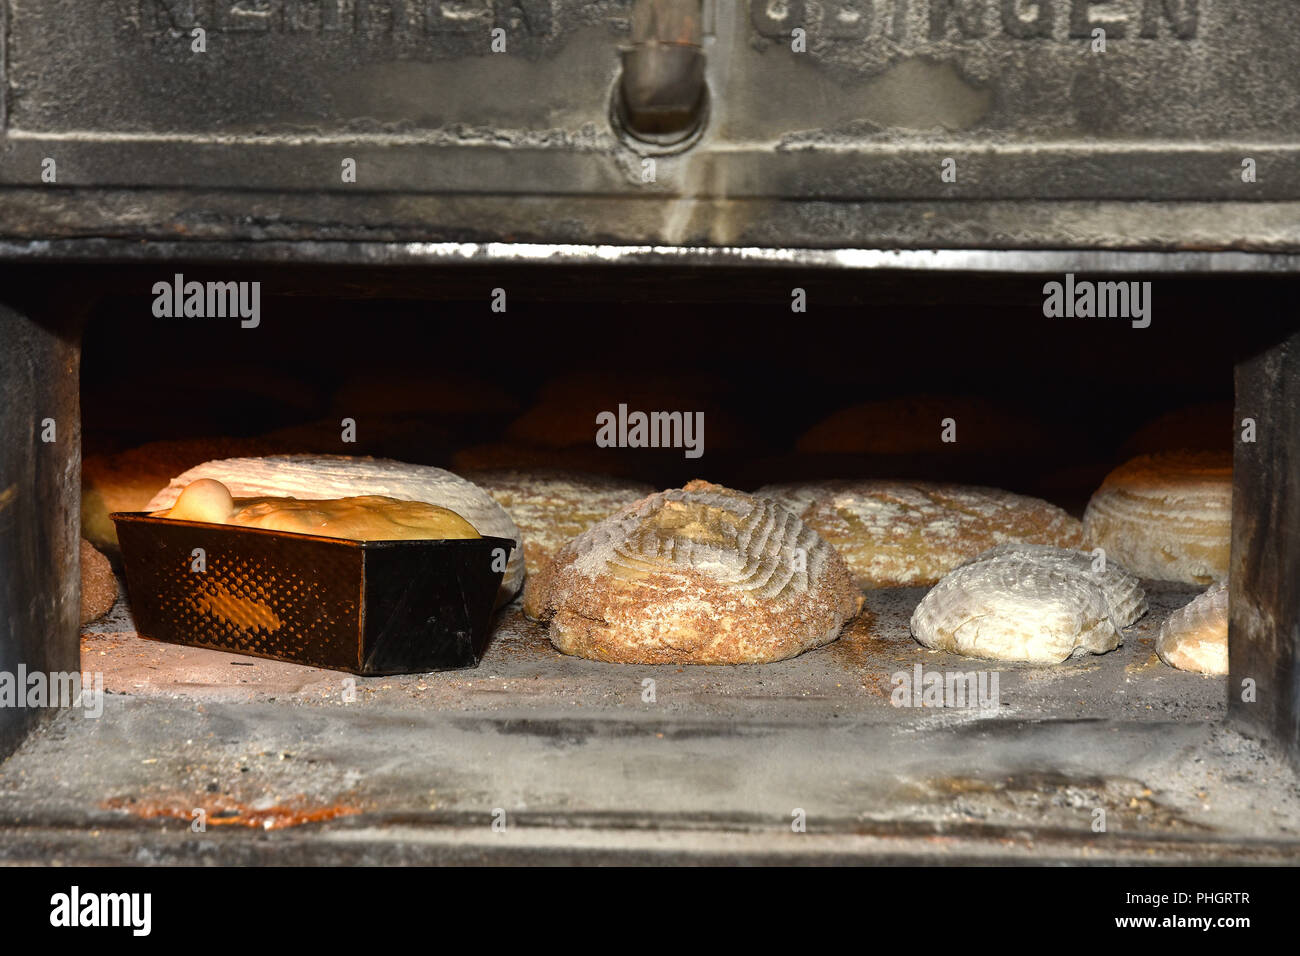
0, 261, 1298, 864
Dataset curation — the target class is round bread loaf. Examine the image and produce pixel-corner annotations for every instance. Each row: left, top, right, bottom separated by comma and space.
1082, 451, 1231, 585
958, 542, 1148, 627
529, 480, 862, 664
1121, 401, 1233, 457
1157, 582, 1228, 675
460, 470, 656, 618
910, 546, 1137, 664
796, 396, 1049, 456
757, 480, 1083, 589
79, 539, 117, 626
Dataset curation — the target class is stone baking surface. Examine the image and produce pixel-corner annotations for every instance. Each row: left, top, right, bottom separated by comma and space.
77, 581, 1220, 722
1, 582, 1295, 864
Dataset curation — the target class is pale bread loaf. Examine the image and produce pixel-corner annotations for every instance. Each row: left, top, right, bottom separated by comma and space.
1157, 582, 1228, 675
1083, 451, 1231, 585
757, 480, 1082, 589
910, 546, 1135, 664
529, 480, 862, 664
959, 542, 1148, 627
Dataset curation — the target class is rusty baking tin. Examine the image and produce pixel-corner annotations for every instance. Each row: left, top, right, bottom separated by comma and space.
111, 513, 513, 676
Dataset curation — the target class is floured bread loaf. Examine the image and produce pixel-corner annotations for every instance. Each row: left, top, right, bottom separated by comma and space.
460, 470, 655, 619
910, 546, 1143, 663
757, 480, 1083, 589
1158, 582, 1229, 675
145, 455, 523, 602
959, 543, 1148, 627
529, 480, 862, 664
156, 478, 481, 542
1083, 451, 1231, 585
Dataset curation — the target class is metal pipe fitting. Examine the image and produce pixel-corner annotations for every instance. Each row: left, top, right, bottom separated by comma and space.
618, 0, 707, 143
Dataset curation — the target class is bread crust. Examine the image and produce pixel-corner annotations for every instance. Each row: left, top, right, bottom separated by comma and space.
1157, 582, 1228, 675
461, 469, 655, 619
910, 546, 1134, 664
1083, 451, 1231, 585
532, 480, 862, 665
758, 480, 1083, 589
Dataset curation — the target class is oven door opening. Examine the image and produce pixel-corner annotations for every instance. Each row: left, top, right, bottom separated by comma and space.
1, 261, 1297, 865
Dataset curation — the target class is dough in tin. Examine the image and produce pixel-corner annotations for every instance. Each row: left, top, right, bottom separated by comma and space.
145, 455, 525, 603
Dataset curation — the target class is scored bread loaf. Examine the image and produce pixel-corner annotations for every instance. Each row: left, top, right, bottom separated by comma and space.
910, 545, 1141, 664
529, 480, 862, 664
1083, 451, 1231, 585
757, 480, 1083, 589
958, 542, 1148, 628
145, 455, 524, 602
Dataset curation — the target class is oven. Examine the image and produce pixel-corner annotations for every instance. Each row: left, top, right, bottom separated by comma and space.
0, 0, 1298, 867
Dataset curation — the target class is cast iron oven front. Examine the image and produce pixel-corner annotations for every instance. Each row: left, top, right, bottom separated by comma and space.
1, 0, 1299, 864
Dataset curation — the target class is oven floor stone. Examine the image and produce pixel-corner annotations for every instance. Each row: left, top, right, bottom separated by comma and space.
79, 583, 1226, 723
1, 585, 1294, 864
